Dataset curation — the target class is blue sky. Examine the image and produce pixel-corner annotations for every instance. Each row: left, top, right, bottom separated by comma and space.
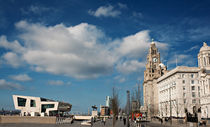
0, 0, 210, 113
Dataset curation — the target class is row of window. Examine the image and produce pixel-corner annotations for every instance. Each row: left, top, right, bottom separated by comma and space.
180, 73, 197, 78
17, 97, 36, 107
17, 97, 55, 113
183, 86, 200, 91
183, 99, 199, 104
182, 80, 197, 84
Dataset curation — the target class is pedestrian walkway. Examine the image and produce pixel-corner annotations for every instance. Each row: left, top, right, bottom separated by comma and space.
150, 119, 210, 127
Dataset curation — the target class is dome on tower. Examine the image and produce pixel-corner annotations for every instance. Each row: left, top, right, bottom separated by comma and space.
159, 63, 165, 68
200, 42, 210, 52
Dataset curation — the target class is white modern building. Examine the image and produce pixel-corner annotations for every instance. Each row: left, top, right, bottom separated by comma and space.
13, 95, 72, 116
157, 66, 200, 118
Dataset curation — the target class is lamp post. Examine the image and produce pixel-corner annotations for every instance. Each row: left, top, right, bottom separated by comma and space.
169, 84, 172, 125
126, 90, 130, 127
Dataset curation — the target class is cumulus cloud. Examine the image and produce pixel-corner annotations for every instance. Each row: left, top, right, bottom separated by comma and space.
117, 60, 145, 74
2, 52, 23, 68
14, 21, 115, 79
0, 20, 168, 79
0, 79, 24, 90
10, 74, 32, 82
115, 30, 168, 59
0, 36, 25, 53
88, 5, 121, 17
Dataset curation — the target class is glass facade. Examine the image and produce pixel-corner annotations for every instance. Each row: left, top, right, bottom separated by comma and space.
17, 97, 26, 107
41, 104, 54, 112
30, 99, 36, 107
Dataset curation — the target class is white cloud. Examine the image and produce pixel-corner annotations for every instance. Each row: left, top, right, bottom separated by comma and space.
0, 20, 168, 79
118, 3, 127, 9
0, 79, 24, 90
132, 12, 143, 19
14, 21, 115, 79
115, 30, 168, 59
168, 54, 194, 66
184, 45, 199, 52
0, 36, 25, 53
2, 52, 22, 68
10, 74, 32, 82
48, 80, 64, 86
21, 5, 51, 15
114, 75, 126, 83
117, 60, 145, 74
88, 5, 121, 18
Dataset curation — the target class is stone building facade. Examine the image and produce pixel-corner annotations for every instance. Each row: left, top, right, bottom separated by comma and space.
198, 42, 210, 119
143, 42, 167, 117
157, 66, 200, 118
156, 42, 210, 119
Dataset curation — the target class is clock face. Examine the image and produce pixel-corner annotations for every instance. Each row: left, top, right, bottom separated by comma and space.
153, 58, 157, 62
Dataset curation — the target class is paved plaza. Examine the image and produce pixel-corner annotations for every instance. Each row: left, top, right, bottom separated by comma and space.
0, 119, 209, 127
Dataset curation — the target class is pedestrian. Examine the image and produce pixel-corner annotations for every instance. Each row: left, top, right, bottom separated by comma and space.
161, 118, 163, 124
123, 117, 126, 125
103, 117, 106, 125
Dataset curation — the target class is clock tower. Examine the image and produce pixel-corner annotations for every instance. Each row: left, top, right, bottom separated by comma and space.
143, 42, 167, 117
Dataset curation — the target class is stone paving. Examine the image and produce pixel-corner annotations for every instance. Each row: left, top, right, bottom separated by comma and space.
1, 119, 210, 127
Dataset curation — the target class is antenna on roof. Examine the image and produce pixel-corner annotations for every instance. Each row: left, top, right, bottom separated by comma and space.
175, 53, 178, 67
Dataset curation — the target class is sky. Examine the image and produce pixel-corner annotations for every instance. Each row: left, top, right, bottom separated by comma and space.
0, 0, 210, 113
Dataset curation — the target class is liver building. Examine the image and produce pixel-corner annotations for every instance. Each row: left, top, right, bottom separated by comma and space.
143, 42, 167, 117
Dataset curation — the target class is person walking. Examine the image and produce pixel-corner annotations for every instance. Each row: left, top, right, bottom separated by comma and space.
123, 117, 126, 125
161, 118, 163, 125
103, 117, 106, 125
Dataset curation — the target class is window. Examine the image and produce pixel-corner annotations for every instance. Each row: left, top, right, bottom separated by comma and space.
192, 99, 196, 104
183, 86, 185, 90
41, 104, 55, 112
191, 80, 194, 84
184, 99, 186, 104
198, 92, 200, 97
182, 74, 185, 78
192, 92, 196, 97
191, 86, 195, 90
198, 86, 200, 91
191, 74, 194, 78
183, 80, 185, 84
17, 97, 26, 107
30, 100, 36, 107
183, 93, 186, 97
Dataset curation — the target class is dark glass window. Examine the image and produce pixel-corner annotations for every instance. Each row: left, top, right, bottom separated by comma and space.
30, 100, 36, 107
17, 97, 26, 107
41, 104, 54, 112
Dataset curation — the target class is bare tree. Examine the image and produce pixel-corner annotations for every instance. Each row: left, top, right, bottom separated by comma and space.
111, 87, 119, 127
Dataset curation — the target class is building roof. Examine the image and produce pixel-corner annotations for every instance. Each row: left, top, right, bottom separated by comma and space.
157, 66, 200, 83
200, 42, 210, 52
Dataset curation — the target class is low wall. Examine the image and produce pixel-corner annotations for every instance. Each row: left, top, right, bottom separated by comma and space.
0, 115, 56, 124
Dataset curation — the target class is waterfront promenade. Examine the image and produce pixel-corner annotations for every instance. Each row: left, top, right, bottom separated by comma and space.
1, 119, 209, 127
